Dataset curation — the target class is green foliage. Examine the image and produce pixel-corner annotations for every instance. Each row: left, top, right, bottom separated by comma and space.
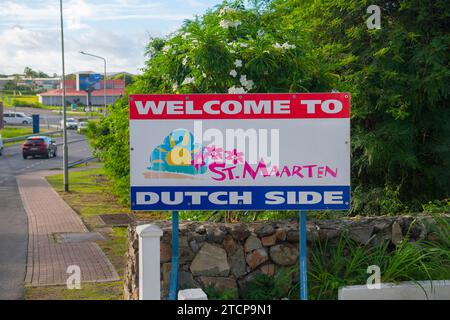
204, 286, 239, 300
422, 199, 450, 214
240, 267, 297, 299
280, 0, 450, 213
23, 66, 50, 78
86, 98, 131, 204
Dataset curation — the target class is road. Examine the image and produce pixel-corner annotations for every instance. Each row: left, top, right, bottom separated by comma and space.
0, 130, 92, 299
6, 106, 99, 128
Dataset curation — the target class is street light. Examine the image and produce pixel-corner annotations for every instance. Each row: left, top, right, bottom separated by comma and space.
59, 0, 69, 192
79, 51, 107, 114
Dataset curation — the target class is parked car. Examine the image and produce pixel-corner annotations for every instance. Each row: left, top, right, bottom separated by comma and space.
22, 136, 57, 159
0, 133, 3, 156
60, 117, 78, 129
77, 121, 89, 134
3, 112, 33, 125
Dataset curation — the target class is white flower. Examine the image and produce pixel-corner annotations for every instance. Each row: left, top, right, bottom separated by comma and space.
181, 76, 195, 85
181, 32, 191, 39
220, 20, 241, 29
162, 45, 172, 52
202, 72, 207, 78
228, 86, 247, 94
219, 6, 235, 16
220, 20, 231, 29
244, 80, 254, 90
229, 69, 237, 77
282, 42, 296, 49
234, 59, 242, 68
273, 42, 296, 50
182, 56, 188, 66
238, 75, 254, 91
172, 83, 178, 92
239, 43, 248, 48
273, 42, 283, 49
257, 29, 265, 37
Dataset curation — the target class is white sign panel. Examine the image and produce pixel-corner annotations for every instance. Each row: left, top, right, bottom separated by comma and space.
130, 93, 350, 211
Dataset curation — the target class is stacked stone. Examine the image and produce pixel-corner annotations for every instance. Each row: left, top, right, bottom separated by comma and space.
124, 216, 436, 299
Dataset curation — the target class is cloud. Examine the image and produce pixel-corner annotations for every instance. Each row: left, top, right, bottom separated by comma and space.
0, 25, 146, 75
0, 0, 220, 74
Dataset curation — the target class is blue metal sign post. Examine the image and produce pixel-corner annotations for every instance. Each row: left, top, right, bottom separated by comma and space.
168, 211, 179, 300
168, 211, 310, 300
299, 211, 308, 300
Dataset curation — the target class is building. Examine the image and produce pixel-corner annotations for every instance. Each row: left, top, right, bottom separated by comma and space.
38, 79, 125, 106
0, 76, 61, 91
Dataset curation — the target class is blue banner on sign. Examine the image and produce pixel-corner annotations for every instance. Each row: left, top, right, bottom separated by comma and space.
79, 74, 101, 91
130, 186, 350, 211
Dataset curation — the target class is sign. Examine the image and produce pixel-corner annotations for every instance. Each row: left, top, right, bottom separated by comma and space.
71, 103, 77, 111
77, 73, 101, 91
130, 93, 350, 211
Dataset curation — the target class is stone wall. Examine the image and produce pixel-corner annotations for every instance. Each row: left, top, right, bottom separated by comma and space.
124, 216, 437, 300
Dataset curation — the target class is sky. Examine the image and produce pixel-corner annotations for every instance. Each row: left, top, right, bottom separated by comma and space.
0, 0, 222, 75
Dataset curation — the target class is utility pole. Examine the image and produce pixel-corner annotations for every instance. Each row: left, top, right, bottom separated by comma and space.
60, 0, 69, 192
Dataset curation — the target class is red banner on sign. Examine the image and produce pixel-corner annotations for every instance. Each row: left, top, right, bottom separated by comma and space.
129, 93, 350, 120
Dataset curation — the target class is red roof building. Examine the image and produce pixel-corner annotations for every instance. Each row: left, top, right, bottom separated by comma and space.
38, 79, 125, 107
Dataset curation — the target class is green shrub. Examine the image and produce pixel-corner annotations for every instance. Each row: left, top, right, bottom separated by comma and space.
240, 268, 296, 300
204, 286, 239, 300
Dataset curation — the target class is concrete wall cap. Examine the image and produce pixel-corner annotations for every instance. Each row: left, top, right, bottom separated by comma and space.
136, 224, 163, 238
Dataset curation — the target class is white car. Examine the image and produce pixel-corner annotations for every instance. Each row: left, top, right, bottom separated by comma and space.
3, 112, 33, 125
0, 133, 3, 156
60, 117, 78, 129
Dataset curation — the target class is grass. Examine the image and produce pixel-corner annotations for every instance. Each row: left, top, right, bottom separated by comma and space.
1, 95, 38, 107
46, 167, 131, 227
1, 95, 102, 116
26, 166, 132, 300
0, 126, 34, 139
1, 126, 52, 146
25, 281, 123, 300
307, 218, 450, 300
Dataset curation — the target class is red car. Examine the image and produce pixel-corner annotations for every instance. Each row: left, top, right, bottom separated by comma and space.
22, 136, 57, 159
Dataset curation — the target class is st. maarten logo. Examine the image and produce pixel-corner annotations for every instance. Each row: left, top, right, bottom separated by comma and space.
146, 129, 208, 178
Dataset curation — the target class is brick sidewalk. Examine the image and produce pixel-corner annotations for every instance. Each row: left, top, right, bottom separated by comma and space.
17, 171, 119, 286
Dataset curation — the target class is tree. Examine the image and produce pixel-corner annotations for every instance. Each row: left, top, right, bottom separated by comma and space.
23, 67, 35, 78
276, 0, 450, 213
